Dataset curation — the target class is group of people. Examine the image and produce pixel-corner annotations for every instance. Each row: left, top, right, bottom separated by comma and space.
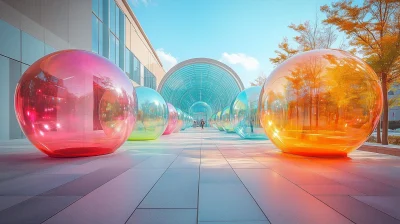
193, 119, 206, 129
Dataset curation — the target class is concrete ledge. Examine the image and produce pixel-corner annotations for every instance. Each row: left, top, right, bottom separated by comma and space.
358, 142, 400, 157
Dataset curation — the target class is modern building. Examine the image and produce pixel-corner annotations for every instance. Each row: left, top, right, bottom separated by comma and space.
0, 0, 165, 140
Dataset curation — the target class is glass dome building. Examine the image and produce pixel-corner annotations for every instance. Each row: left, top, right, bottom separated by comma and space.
158, 58, 244, 125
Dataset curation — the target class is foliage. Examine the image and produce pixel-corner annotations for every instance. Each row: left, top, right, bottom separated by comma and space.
321, 0, 400, 145
269, 17, 343, 66
250, 72, 267, 86
368, 135, 400, 145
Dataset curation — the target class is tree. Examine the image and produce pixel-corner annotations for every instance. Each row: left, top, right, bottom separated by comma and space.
321, 0, 400, 145
250, 72, 267, 86
269, 38, 299, 65
270, 18, 343, 66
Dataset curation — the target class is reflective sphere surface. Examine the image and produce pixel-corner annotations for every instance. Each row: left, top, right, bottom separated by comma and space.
174, 108, 184, 133
15, 50, 137, 157
163, 103, 178, 135
181, 113, 187, 130
259, 49, 383, 157
231, 86, 268, 139
210, 114, 218, 129
221, 106, 235, 133
215, 111, 225, 131
128, 87, 168, 140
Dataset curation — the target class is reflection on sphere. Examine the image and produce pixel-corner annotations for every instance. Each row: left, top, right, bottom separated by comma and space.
163, 103, 178, 135
215, 111, 225, 131
221, 106, 235, 133
231, 86, 268, 139
259, 49, 382, 157
128, 87, 168, 140
174, 108, 184, 133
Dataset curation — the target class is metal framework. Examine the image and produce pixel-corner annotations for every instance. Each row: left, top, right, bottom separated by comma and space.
158, 58, 244, 113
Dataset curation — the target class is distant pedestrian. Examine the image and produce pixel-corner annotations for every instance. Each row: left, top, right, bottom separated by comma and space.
193, 120, 197, 128
200, 119, 205, 129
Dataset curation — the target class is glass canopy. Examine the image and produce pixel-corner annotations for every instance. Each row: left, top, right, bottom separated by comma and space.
158, 58, 244, 114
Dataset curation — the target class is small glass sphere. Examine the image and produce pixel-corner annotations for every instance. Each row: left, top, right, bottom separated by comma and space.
210, 114, 218, 129
14, 50, 137, 157
231, 86, 268, 139
215, 111, 225, 131
259, 49, 383, 157
189, 101, 212, 121
163, 103, 178, 135
128, 87, 168, 140
174, 108, 184, 133
181, 112, 187, 131
221, 106, 235, 133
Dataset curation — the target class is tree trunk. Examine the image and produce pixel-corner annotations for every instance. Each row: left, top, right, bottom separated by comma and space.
376, 118, 381, 143
381, 73, 389, 145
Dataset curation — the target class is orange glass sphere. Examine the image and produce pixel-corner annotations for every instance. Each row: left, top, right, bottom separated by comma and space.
259, 49, 382, 157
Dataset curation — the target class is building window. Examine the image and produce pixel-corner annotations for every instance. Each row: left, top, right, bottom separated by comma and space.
109, 33, 116, 64
144, 68, 156, 90
21, 32, 44, 65
0, 19, 21, 61
92, 0, 99, 17
92, 14, 99, 54
109, 0, 116, 34
133, 56, 140, 84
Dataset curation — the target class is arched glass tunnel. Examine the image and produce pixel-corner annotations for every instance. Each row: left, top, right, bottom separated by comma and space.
158, 58, 244, 126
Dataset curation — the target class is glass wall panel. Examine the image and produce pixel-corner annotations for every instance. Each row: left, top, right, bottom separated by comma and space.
21, 32, 44, 65
125, 47, 130, 75
110, 0, 116, 34
45, 44, 55, 55
99, 0, 104, 21
0, 56, 10, 140
92, 0, 99, 16
133, 56, 140, 84
116, 7, 120, 38
92, 14, 99, 54
99, 21, 104, 55
109, 33, 116, 63
9, 59, 22, 139
116, 39, 119, 67
0, 19, 21, 61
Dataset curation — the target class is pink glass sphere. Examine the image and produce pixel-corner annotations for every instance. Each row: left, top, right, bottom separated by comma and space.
163, 103, 178, 135
14, 50, 137, 157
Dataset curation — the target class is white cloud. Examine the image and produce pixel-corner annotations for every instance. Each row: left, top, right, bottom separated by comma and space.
156, 48, 178, 72
220, 53, 260, 71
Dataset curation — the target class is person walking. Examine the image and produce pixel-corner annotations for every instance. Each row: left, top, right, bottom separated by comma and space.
200, 119, 205, 129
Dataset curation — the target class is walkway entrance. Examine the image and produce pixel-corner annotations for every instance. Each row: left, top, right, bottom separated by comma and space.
158, 58, 244, 121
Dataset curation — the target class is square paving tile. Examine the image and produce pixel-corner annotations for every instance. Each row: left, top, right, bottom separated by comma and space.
127, 209, 197, 224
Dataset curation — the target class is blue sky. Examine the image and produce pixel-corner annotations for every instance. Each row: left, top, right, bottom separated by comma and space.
130, 0, 345, 87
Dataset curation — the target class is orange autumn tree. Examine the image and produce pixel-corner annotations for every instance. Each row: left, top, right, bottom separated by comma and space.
269, 37, 299, 65
321, 0, 400, 145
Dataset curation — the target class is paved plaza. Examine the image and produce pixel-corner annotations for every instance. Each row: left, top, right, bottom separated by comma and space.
0, 128, 400, 224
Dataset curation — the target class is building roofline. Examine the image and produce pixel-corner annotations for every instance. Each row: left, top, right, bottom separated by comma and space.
157, 58, 245, 91
121, 0, 163, 68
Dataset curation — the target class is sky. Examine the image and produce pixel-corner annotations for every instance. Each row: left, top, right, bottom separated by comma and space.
129, 0, 347, 87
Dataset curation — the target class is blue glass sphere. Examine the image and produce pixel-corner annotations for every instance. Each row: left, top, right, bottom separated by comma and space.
215, 111, 225, 131
128, 87, 168, 140
231, 86, 268, 139
221, 106, 235, 133
174, 108, 184, 132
